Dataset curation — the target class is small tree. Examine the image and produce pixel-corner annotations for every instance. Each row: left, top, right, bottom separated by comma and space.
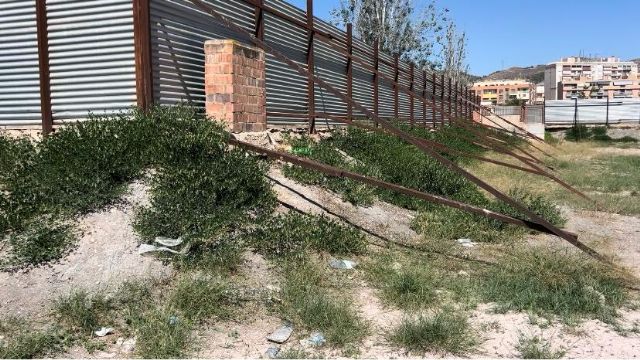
331, 0, 451, 70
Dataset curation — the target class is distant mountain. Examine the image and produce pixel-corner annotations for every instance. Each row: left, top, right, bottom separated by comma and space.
480, 64, 546, 83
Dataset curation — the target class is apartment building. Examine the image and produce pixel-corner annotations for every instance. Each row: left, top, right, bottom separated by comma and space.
471, 79, 534, 105
544, 56, 639, 100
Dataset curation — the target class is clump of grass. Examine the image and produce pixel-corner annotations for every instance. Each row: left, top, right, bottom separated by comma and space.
170, 276, 236, 322
0, 317, 71, 359
132, 307, 193, 359
565, 125, 593, 142
565, 125, 637, 143
516, 334, 565, 359
53, 290, 114, 336
364, 253, 474, 310
250, 212, 367, 259
280, 260, 367, 347
389, 309, 476, 354
479, 248, 627, 323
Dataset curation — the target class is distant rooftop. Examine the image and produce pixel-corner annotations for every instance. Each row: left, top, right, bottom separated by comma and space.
551, 56, 635, 64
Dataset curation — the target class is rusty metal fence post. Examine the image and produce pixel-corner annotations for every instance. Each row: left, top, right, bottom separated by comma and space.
409, 63, 414, 127
133, 0, 153, 112
440, 73, 445, 126
306, 0, 315, 133
346, 23, 353, 122
36, 0, 52, 135
393, 54, 399, 119
373, 40, 379, 126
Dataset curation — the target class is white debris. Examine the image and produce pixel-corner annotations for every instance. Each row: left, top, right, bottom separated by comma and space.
95, 327, 114, 337
154, 236, 183, 247
456, 238, 476, 247
267, 324, 294, 344
329, 258, 357, 269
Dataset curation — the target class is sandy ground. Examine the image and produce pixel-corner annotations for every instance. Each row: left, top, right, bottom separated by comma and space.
0, 181, 172, 318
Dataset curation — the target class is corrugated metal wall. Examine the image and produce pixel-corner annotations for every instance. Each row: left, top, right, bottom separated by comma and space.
0, 0, 455, 130
150, 0, 253, 107
47, 0, 137, 124
0, 0, 41, 127
545, 99, 640, 125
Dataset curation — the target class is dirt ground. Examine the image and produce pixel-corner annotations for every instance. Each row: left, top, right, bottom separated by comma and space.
2, 131, 640, 358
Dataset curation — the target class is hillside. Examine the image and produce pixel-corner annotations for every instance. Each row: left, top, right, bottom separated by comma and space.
481, 64, 546, 83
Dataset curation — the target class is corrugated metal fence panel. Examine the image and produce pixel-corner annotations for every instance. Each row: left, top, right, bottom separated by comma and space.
351, 37, 373, 119
545, 99, 640, 125
47, 0, 137, 123
263, 0, 308, 126
150, 0, 253, 107
0, 0, 41, 126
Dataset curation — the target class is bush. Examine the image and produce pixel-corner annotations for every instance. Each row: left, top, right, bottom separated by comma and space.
1, 106, 277, 268
564, 125, 592, 141
250, 212, 367, 259
516, 335, 565, 359
2, 218, 74, 270
0, 318, 70, 359
170, 276, 235, 322
284, 128, 487, 210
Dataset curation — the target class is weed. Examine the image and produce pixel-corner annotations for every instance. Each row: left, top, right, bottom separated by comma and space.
544, 131, 560, 145
364, 253, 474, 310
170, 276, 235, 322
280, 259, 367, 347
277, 348, 310, 359
132, 307, 193, 359
250, 212, 367, 259
565, 125, 637, 143
479, 248, 627, 323
516, 334, 565, 359
0, 317, 71, 359
53, 290, 114, 336
565, 125, 592, 142
389, 309, 476, 354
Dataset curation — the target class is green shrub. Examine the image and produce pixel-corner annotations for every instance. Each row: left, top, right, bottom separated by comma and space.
479, 248, 627, 322
250, 212, 367, 259
2, 218, 74, 270
389, 309, 476, 354
1, 105, 276, 268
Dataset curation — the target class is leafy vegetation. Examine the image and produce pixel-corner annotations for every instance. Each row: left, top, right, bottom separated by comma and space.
250, 212, 367, 259
479, 248, 626, 323
1, 106, 276, 269
53, 290, 114, 336
0, 317, 70, 359
389, 309, 476, 354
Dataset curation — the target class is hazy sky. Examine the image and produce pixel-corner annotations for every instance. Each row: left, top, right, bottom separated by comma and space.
287, 0, 639, 76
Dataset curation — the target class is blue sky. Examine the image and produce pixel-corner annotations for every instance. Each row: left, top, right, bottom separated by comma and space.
287, 0, 639, 76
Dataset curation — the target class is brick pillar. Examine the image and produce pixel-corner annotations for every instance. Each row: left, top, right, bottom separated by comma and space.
204, 39, 266, 132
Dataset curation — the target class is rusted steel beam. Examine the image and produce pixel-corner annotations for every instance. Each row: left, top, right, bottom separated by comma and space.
133, 0, 153, 111
440, 73, 445, 126
454, 81, 459, 120
409, 63, 414, 127
230, 138, 578, 238
448, 77, 452, 121
35, 0, 52, 135
346, 23, 353, 122
422, 70, 427, 126
373, 40, 379, 126
393, 54, 399, 119
188, 0, 605, 262
432, 73, 437, 128
306, 0, 315, 133
254, 0, 264, 40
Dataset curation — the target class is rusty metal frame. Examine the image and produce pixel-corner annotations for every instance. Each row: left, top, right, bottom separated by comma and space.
35, 0, 52, 135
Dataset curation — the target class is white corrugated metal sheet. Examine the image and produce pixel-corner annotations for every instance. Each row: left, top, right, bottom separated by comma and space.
545, 99, 640, 125
0, 0, 41, 126
47, 0, 137, 123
